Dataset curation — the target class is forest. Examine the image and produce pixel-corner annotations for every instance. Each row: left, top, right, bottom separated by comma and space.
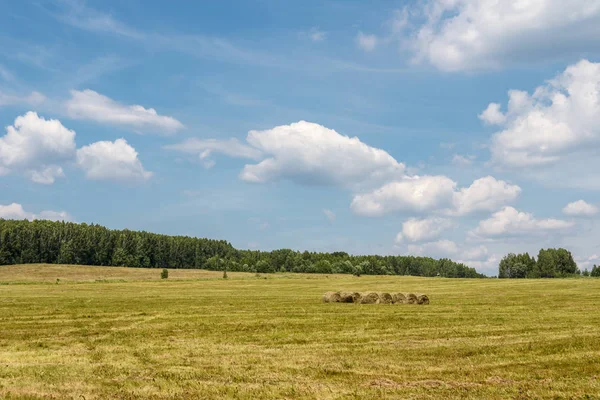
0, 218, 484, 278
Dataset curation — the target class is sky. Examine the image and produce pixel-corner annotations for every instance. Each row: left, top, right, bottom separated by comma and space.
2, 0, 600, 275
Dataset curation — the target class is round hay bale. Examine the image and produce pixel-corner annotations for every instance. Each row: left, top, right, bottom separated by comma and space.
340, 292, 361, 303
392, 292, 407, 304
416, 294, 430, 305
322, 292, 342, 303
378, 292, 393, 304
405, 293, 418, 304
359, 292, 380, 304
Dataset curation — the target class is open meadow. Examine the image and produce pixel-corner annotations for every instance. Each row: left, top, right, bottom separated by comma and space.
1, 264, 599, 399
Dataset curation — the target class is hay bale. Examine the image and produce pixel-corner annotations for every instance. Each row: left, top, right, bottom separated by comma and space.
359, 292, 380, 304
392, 292, 407, 304
378, 292, 393, 304
416, 294, 430, 305
322, 292, 342, 303
340, 292, 361, 303
405, 293, 418, 304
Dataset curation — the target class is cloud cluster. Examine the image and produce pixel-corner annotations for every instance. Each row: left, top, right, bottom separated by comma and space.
563, 200, 598, 216
409, 0, 600, 71
0, 203, 72, 222
77, 139, 152, 182
0, 112, 151, 184
0, 112, 76, 184
351, 175, 520, 217
168, 121, 405, 188
485, 60, 600, 168
351, 175, 456, 217
396, 217, 455, 243
470, 207, 574, 238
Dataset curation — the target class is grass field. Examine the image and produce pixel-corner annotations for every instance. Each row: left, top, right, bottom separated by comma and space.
1, 264, 599, 399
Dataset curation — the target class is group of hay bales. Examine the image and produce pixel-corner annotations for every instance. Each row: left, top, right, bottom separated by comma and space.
322, 291, 429, 305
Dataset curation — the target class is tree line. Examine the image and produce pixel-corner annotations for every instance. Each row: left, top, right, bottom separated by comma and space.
498, 248, 584, 278
0, 218, 484, 278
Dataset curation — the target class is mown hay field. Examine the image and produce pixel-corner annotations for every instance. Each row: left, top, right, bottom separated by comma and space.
1, 264, 599, 399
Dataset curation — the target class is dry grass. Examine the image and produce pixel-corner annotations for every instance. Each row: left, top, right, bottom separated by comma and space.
1, 264, 600, 399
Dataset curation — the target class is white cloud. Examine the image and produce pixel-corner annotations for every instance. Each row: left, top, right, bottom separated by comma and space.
398, 217, 454, 242
486, 60, 600, 168
479, 103, 506, 125
165, 138, 263, 167
0, 112, 76, 184
0, 203, 72, 221
576, 254, 600, 270
460, 245, 489, 261
452, 176, 521, 216
76, 138, 152, 182
26, 166, 65, 185
408, 240, 459, 258
0, 91, 46, 107
323, 209, 336, 222
563, 200, 598, 216
241, 121, 404, 187
452, 154, 474, 166
456, 255, 499, 276
409, 0, 600, 71
470, 206, 574, 238
352, 175, 519, 217
356, 32, 378, 52
66, 89, 184, 134
168, 121, 404, 188
351, 175, 456, 217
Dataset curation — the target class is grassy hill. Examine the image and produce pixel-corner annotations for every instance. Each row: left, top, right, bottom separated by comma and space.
1, 264, 599, 399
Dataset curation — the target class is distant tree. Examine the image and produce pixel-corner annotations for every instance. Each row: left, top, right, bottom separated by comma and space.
0, 218, 485, 278
591, 265, 600, 277
582, 269, 590, 277
161, 268, 168, 279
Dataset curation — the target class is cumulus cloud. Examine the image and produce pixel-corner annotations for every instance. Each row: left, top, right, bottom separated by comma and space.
0, 203, 72, 221
397, 217, 454, 243
486, 60, 600, 168
456, 254, 499, 276
76, 138, 152, 182
460, 245, 489, 261
452, 176, 521, 216
408, 240, 459, 258
479, 103, 506, 125
409, 0, 600, 71
563, 200, 598, 216
241, 121, 404, 186
406, 238, 496, 273
470, 206, 574, 238
576, 254, 600, 270
66, 89, 184, 134
351, 175, 456, 217
169, 121, 404, 188
352, 175, 519, 217
356, 32, 378, 51
0, 112, 76, 184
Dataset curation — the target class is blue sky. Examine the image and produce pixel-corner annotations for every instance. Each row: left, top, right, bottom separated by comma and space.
2, 0, 600, 275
